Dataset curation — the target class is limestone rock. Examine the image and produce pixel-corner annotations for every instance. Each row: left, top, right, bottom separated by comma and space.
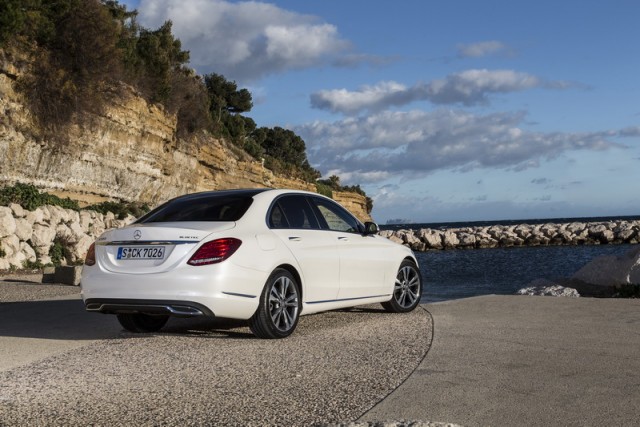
517, 280, 580, 297
71, 235, 93, 262
19, 241, 37, 263
79, 210, 93, 233
442, 230, 459, 249
14, 217, 32, 241
10, 203, 25, 218
457, 232, 476, 247
572, 246, 640, 286
31, 224, 57, 247
0, 66, 372, 223
417, 229, 443, 249
26, 208, 45, 226
1, 234, 20, 257
0, 206, 17, 237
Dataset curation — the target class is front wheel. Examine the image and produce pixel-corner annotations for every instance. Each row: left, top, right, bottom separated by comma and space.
116, 313, 169, 333
249, 268, 301, 339
382, 260, 422, 313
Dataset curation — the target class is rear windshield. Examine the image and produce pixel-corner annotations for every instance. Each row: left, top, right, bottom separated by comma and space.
136, 194, 254, 223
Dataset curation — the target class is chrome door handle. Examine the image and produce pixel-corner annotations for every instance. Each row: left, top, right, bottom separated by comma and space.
288, 236, 301, 241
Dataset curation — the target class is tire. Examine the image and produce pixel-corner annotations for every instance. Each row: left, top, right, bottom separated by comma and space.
116, 313, 170, 333
382, 260, 422, 313
249, 268, 301, 339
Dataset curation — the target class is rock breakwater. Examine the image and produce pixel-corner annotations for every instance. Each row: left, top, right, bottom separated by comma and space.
379, 220, 640, 251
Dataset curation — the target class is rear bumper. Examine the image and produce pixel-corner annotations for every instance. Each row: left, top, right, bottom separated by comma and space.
81, 262, 265, 320
84, 299, 215, 317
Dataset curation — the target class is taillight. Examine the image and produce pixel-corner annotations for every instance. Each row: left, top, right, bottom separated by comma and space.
85, 242, 96, 266
187, 238, 241, 266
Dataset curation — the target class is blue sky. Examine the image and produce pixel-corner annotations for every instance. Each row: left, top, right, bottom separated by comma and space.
120, 0, 640, 223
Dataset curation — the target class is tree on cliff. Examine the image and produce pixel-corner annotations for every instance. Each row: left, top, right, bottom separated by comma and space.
204, 73, 253, 123
0, 0, 371, 205
253, 127, 321, 181
0, 0, 25, 45
16, 0, 122, 130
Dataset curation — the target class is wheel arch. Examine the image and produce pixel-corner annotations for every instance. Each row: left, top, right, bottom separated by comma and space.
402, 255, 422, 281
274, 263, 303, 301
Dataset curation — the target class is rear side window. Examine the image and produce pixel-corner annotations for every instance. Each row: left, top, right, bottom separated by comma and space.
269, 195, 319, 229
137, 195, 253, 223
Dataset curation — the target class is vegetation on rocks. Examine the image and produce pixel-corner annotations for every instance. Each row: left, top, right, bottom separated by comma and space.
0, 183, 80, 211
0, 183, 150, 220
84, 201, 149, 220
1, 0, 365, 199
317, 175, 373, 213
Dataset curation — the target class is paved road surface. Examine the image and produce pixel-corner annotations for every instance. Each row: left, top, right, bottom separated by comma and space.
361, 295, 640, 426
0, 281, 431, 425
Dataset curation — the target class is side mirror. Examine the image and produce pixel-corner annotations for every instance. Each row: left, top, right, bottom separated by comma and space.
363, 221, 379, 235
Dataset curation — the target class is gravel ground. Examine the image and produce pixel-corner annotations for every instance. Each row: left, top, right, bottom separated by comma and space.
0, 278, 433, 426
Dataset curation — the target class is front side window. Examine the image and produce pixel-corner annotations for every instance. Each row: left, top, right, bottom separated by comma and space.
311, 197, 361, 233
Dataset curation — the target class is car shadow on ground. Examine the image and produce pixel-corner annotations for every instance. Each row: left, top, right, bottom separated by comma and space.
159, 317, 255, 339
0, 298, 260, 340
0, 299, 119, 340
0, 298, 403, 342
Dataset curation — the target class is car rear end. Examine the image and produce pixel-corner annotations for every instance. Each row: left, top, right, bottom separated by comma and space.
81, 190, 269, 321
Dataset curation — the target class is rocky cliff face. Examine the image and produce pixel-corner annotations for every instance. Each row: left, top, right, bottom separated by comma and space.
0, 49, 371, 221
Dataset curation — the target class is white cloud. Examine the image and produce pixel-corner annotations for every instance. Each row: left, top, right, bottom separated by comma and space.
426, 69, 539, 105
296, 109, 626, 183
310, 69, 556, 115
137, 0, 350, 81
311, 81, 419, 114
456, 40, 511, 58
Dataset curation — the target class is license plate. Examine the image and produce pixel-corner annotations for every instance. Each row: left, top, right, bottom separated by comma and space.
117, 246, 166, 260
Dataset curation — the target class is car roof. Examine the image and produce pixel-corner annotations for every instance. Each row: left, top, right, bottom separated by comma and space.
168, 188, 269, 203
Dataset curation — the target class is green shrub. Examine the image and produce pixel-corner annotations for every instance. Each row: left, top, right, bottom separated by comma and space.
0, 247, 6, 258
85, 201, 150, 219
315, 182, 333, 199
49, 238, 66, 266
23, 259, 45, 269
0, 183, 80, 211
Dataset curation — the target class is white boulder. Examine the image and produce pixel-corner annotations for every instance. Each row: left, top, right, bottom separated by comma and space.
19, 242, 37, 263
517, 279, 580, 297
70, 234, 93, 262
31, 224, 57, 247
14, 217, 33, 241
10, 203, 25, 218
0, 206, 17, 238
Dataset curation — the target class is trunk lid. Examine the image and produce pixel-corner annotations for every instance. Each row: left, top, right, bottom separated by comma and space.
96, 222, 235, 274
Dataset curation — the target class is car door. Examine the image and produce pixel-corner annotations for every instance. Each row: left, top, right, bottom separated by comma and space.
268, 195, 340, 303
309, 196, 392, 299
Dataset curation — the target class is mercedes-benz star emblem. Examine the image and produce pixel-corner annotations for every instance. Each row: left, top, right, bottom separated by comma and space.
133, 230, 142, 240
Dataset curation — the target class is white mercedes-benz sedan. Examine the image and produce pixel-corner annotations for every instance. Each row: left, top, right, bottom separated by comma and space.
81, 189, 422, 338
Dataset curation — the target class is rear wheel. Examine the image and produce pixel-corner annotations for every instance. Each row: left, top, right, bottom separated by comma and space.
116, 313, 170, 333
249, 268, 301, 339
382, 260, 422, 313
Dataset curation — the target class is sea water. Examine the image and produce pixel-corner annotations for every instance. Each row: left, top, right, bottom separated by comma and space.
416, 244, 635, 302
381, 216, 639, 303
